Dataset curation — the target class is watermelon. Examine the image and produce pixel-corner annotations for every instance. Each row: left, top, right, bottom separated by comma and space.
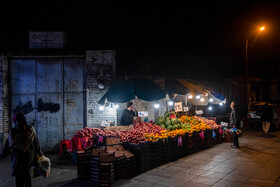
155, 118, 160, 125
171, 118, 177, 125
160, 124, 166, 129
158, 117, 165, 124
164, 111, 170, 118
165, 119, 171, 127
176, 118, 182, 124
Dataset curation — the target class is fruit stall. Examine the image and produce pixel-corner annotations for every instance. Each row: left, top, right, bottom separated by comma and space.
69, 111, 231, 186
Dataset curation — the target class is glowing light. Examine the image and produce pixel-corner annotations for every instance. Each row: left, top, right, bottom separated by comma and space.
208, 106, 213, 111
188, 94, 193, 99
219, 102, 223, 106
260, 26, 265, 31
200, 97, 205, 102
154, 103, 160, 108
168, 101, 174, 106
209, 98, 214, 102
99, 106, 105, 111
196, 95, 201, 99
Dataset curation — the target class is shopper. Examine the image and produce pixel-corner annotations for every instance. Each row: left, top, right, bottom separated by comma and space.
119, 102, 137, 126
0, 113, 43, 187
228, 101, 240, 148
258, 104, 273, 136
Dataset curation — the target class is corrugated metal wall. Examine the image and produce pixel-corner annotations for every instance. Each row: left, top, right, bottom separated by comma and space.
10, 57, 86, 151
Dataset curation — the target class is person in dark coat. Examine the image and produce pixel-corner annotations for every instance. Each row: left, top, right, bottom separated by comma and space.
0, 113, 42, 187
257, 104, 273, 136
228, 101, 240, 148
119, 102, 137, 126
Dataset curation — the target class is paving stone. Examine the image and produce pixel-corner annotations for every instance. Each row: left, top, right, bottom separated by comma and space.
158, 176, 192, 187
190, 175, 220, 185
180, 181, 211, 187
223, 173, 251, 183
136, 174, 166, 184
212, 179, 243, 187
201, 171, 228, 179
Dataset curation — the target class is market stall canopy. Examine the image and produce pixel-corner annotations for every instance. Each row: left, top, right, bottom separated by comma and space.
154, 78, 189, 95
98, 78, 167, 105
177, 79, 209, 95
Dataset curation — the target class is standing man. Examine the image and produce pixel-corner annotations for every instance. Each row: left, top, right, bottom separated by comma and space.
258, 104, 273, 136
119, 102, 137, 126
229, 101, 240, 148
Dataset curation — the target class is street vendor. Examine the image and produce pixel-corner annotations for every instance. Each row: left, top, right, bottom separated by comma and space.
120, 102, 137, 126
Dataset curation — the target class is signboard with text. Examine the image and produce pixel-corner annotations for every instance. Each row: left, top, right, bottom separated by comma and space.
174, 102, 183, 112
29, 31, 65, 49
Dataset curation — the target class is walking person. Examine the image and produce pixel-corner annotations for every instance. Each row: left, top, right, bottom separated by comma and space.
119, 102, 137, 126
258, 103, 273, 137
0, 113, 43, 187
228, 101, 240, 148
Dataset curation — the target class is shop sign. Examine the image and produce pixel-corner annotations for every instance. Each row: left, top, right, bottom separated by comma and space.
174, 102, 183, 112
220, 122, 228, 127
138, 111, 148, 117
29, 31, 65, 49
196, 110, 203, 115
183, 107, 189, 112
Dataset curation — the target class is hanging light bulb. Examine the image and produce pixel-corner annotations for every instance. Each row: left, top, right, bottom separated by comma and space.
219, 102, 223, 106
209, 98, 214, 103
208, 106, 213, 111
200, 97, 205, 102
196, 95, 201, 99
154, 103, 160, 108
168, 101, 173, 106
188, 94, 193, 99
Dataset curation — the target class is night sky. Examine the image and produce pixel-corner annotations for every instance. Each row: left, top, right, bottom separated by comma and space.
1, 1, 280, 82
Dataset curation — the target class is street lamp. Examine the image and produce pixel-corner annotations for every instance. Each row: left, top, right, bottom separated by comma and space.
244, 26, 265, 114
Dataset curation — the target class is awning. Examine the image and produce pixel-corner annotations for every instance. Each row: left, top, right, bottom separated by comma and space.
98, 78, 167, 105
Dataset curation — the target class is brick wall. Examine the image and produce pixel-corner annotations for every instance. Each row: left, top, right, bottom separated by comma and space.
0, 55, 9, 149
86, 50, 117, 127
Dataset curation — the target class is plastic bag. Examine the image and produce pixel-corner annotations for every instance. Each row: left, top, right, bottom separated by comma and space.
32, 155, 51, 178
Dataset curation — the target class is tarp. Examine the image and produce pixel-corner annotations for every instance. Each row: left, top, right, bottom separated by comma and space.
177, 79, 209, 95
164, 78, 189, 95
98, 78, 166, 104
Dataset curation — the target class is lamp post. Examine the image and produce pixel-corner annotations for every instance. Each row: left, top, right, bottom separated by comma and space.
244, 26, 265, 115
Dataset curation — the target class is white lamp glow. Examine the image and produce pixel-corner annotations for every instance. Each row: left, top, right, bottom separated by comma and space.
209, 98, 214, 102
154, 103, 160, 108
99, 106, 105, 111
188, 94, 193, 99
219, 102, 223, 106
196, 95, 201, 99
200, 97, 205, 102
168, 101, 173, 106
208, 106, 213, 111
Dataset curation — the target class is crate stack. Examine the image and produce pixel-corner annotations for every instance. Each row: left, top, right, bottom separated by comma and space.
77, 150, 91, 180
168, 136, 179, 161
89, 157, 100, 185
149, 141, 162, 168
125, 156, 137, 179
205, 130, 213, 149
114, 156, 126, 180
178, 134, 188, 158
160, 139, 169, 164
139, 144, 151, 172
187, 133, 195, 154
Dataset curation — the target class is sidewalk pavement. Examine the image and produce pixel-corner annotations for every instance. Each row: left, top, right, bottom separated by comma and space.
0, 129, 280, 187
